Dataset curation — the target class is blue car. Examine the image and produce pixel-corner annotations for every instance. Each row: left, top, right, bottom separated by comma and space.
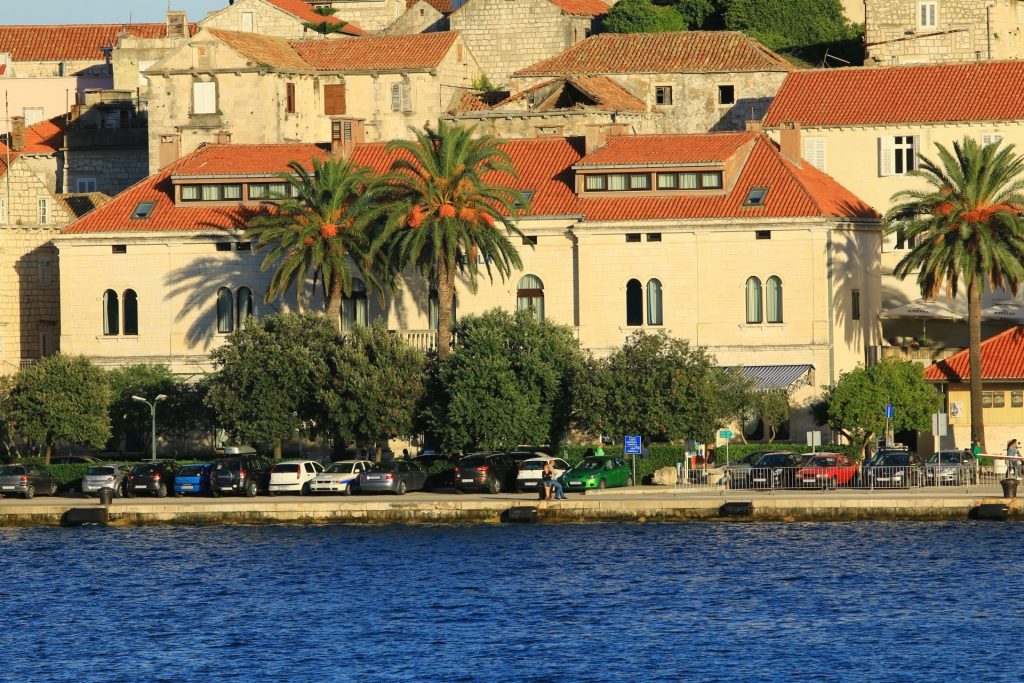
173, 463, 213, 496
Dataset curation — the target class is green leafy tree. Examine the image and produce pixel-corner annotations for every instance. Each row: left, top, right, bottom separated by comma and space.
302, 6, 349, 35
0, 375, 21, 459
322, 322, 425, 459
107, 364, 214, 454
722, 0, 857, 50
379, 122, 528, 359
674, 0, 717, 27
824, 358, 942, 457
749, 387, 791, 443
8, 354, 112, 463
604, 0, 686, 32
205, 313, 340, 457
573, 331, 726, 444
419, 309, 584, 452
886, 138, 1024, 450
247, 156, 387, 331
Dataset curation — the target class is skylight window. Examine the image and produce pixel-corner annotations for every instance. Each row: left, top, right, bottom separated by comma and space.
744, 188, 769, 207
514, 190, 535, 210
131, 201, 156, 219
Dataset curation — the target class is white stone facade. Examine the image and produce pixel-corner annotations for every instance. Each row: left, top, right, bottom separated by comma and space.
319, 0, 408, 31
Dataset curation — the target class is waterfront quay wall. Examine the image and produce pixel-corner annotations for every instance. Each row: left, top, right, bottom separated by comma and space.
1, 492, 1022, 527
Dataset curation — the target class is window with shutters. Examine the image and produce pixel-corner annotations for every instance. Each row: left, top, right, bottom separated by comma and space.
391, 83, 402, 112
285, 82, 296, 114
982, 132, 1004, 147
324, 84, 346, 115
0, 198, 7, 223
879, 135, 918, 176
77, 178, 98, 193
37, 198, 48, 224
192, 81, 217, 115
241, 11, 255, 32
803, 137, 826, 172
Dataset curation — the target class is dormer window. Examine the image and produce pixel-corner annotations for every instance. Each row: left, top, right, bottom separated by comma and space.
181, 184, 242, 202
248, 182, 295, 200
583, 173, 651, 192
656, 171, 723, 190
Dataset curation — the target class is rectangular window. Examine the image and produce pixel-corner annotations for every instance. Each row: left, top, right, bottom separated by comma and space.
680, 172, 699, 189
744, 188, 768, 206
285, 82, 296, 114
803, 137, 826, 172
181, 185, 200, 201
607, 174, 628, 191
625, 233, 641, 243
994, 391, 1006, 408
248, 184, 267, 200
77, 178, 98, 193
646, 233, 662, 242
657, 173, 677, 189
718, 85, 735, 105
201, 185, 220, 201
756, 230, 771, 240
852, 289, 861, 320
192, 81, 217, 115
241, 11, 255, 32
918, 1, 937, 28
584, 175, 606, 191
112, 245, 127, 254
215, 242, 232, 252
236, 242, 252, 251
629, 174, 650, 190
880, 135, 919, 176
0, 198, 6, 223
38, 258, 52, 285
391, 83, 403, 112
1013, 390, 1023, 408
222, 184, 242, 200
23, 107, 43, 126
701, 172, 723, 188
324, 84, 346, 115
37, 198, 48, 224
655, 86, 673, 105
983, 391, 993, 408
521, 236, 538, 245
982, 132, 1004, 147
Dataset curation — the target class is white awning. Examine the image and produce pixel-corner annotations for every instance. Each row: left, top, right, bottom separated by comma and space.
880, 297, 966, 321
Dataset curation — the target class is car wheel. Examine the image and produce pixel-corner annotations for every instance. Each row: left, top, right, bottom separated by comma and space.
488, 478, 501, 494
125, 487, 135, 498
300, 482, 310, 496
114, 484, 124, 499
344, 484, 353, 496
157, 483, 168, 498
48, 482, 58, 496
598, 479, 606, 489
396, 481, 407, 495
210, 489, 220, 498
245, 480, 257, 498
23, 485, 34, 500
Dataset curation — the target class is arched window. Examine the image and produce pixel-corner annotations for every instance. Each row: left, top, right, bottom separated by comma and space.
122, 289, 138, 336
766, 276, 783, 323
646, 279, 663, 326
745, 277, 762, 324
342, 279, 368, 332
103, 289, 119, 336
516, 274, 544, 322
217, 287, 234, 333
626, 279, 643, 326
236, 287, 253, 329
429, 289, 457, 331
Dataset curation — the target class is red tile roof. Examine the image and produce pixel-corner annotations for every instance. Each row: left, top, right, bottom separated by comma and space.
548, 0, 611, 15
451, 76, 645, 114
0, 116, 67, 173
924, 326, 1024, 382
576, 132, 755, 166
65, 133, 875, 234
0, 23, 195, 62
264, 0, 365, 33
515, 31, 793, 76
764, 61, 1024, 128
207, 29, 309, 70
408, 0, 454, 13
293, 32, 459, 70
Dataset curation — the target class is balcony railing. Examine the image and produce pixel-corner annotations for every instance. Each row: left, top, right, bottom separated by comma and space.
394, 330, 437, 353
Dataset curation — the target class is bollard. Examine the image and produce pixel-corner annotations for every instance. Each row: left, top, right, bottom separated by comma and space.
98, 487, 114, 506
1000, 478, 1018, 498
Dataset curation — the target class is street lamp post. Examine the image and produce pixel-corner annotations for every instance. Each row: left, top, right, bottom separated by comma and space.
131, 394, 167, 461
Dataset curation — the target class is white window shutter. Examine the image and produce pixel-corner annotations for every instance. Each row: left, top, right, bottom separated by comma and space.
879, 136, 894, 177
390, 83, 401, 112
911, 135, 920, 171
193, 81, 216, 114
402, 83, 412, 112
982, 132, 1004, 146
803, 137, 826, 172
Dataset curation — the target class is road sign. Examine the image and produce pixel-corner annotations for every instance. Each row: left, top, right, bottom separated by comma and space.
624, 435, 642, 455
932, 412, 948, 437
884, 403, 895, 419
718, 429, 733, 439
806, 431, 822, 447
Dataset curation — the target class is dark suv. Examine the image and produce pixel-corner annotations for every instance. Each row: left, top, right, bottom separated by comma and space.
864, 449, 925, 488
125, 460, 178, 498
453, 452, 515, 494
211, 453, 270, 497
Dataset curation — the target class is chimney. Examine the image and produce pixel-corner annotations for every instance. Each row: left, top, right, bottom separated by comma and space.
584, 124, 607, 155
745, 120, 763, 133
10, 115, 25, 152
331, 118, 364, 159
159, 133, 181, 170
216, 131, 232, 144
166, 11, 189, 39
779, 121, 802, 164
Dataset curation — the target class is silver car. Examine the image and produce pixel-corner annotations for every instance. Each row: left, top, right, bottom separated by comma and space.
310, 460, 374, 495
81, 463, 130, 497
358, 461, 428, 495
0, 463, 58, 499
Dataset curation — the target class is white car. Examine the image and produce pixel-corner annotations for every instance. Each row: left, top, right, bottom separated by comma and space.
516, 456, 570, 493
310, 459, 374, 495
268, 459, 325, 495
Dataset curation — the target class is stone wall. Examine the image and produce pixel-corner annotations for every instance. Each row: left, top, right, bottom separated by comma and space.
7, 59, 108, 78
382, 1, 449, 35
113, 35, 191, 99
323, 0, 407, 31
446, 110, 655, 138
450, 0, 594, 85
200, 0, 341, 40
68, 149, 148, 197
866, 0, 1024, 64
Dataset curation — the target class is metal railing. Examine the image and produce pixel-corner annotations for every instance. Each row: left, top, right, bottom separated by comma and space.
704, 464, 1003, 494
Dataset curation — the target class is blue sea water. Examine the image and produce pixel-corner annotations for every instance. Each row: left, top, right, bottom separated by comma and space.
0, 521, 1021, 682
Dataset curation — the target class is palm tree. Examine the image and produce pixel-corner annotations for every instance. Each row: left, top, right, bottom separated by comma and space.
886, 138, 1024, 450
379, 122, 529, 358
302, 6, 349, 36
247, 155, 385, 331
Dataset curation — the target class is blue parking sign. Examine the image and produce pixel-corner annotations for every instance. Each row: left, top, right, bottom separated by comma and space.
884, 403, 895, 419
625, 435, 642, 455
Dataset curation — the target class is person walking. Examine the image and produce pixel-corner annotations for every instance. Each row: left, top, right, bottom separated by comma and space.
547, 460, 567, 500
971, 440, 982, 483
1007, 439, 1020, 477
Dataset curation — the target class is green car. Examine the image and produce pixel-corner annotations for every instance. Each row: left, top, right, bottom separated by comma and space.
561, 456, 633, 490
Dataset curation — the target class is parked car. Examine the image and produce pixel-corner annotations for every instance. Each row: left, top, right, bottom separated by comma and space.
0, 463, 58, 499
864, 450, 924, 488
726, 451, 795, 488
82, 463, 131, 497
211, 453, 271, 497
358, 461, 428, 495
268, 460, 325, 496
561, 456, 632, 491
414, 453, 458, 491
453, 452, 516, 494
50, 454, 101, 465
795, 453, 858, 488
174, 463, 213, 496
125, 460, 178, 498
310, 460, 373, 495
748, 452, 811, 489
516, 456, 570, 493
924, 450, 977, 486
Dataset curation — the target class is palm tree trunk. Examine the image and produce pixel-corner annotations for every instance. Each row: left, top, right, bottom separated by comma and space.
324, 269, 342, 333
436, 258, 455, 359
967, 278, 986, 451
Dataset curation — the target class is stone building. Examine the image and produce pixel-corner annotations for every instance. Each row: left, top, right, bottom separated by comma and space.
865, 0, 1024, 64
144, 28, 480, 173
308, 0, 408, 31
448, 0, 609, 85
62, 91, 149, 197
763, 60, 1024, 358
507, 32, 793, 135
200, 0, 366, 39
382, 0, 452, 35
56, 131, 880, 440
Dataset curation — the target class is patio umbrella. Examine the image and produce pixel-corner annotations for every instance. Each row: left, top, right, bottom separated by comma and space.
983, 300, 1024, 323
879, 297, 966, 339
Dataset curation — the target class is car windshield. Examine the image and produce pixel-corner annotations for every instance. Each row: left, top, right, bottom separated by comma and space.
86, 466, 116, 476
928, 452, 963, 464
575, 458, 605, 472
874, 452, 911, 466
132, 464, 158, 475
459, 456, 487, 467
806, 457, 837, 467
178, 464, 207, 476
272, 464, 300, 473
326, 463, 355, 474
215, 461, 240, 472
0, 465, 25, 476
519, 461, 548, 471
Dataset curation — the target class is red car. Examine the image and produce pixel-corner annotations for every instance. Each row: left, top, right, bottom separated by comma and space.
795, 453, 858, 488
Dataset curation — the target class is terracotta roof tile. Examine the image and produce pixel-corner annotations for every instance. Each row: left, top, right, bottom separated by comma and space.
292, 31, 458, 70
0, 115, 66, 156
515, 31, 793, 76
570, 76, 646, 112
576, 132, 755, 166
207, 29, 309, 70
0, 23, 195, 62
448, 91, 497, 114
59, 192, 111, 219
548, 0, 610, 15
172, 142, 329, 176
264, 0, 365, 33
925, 326, 1024, 382
408, 0, 454, 13
764, 61, 1024, 127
